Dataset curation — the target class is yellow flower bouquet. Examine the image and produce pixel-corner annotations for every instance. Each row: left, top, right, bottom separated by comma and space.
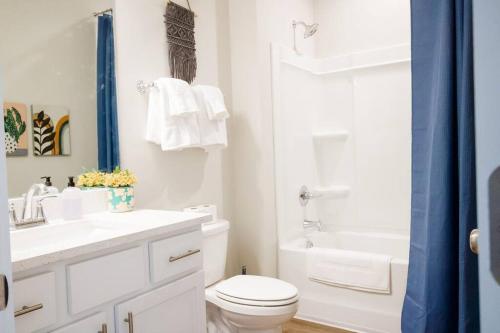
77, 170, 106, 188
104, 167, 137, 188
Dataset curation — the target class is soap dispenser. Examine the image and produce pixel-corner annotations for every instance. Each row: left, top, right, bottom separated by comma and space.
62, 176, 82, 220
41, 176, 59, 194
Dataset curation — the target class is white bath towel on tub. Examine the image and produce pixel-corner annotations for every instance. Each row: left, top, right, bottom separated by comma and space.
307, 247, 391, 294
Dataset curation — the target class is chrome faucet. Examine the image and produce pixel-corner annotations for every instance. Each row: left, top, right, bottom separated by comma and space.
22, 183, 48, 221
10, 184, 57, 229
303, 219, 323, 232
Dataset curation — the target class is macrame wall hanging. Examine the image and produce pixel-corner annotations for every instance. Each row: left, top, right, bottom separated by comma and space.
164, 0, 197, 84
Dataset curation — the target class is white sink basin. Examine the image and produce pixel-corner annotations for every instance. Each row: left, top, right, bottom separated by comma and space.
10, 209, 211, 273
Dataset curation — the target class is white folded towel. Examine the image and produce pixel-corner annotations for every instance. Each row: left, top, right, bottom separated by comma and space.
145, 82, 164, 145
146, 79, 201, 151
192, 86, 228, 151
162, 78, 199, 118
194, 85, 229, 120
307, 247, 391, 294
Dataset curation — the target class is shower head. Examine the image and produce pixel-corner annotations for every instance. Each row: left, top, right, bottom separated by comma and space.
292, 20, 319, 54
303, 23, 319, 38
293, 20, 319, 38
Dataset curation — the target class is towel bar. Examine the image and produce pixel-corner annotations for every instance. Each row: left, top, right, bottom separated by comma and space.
137, 80, 156, 95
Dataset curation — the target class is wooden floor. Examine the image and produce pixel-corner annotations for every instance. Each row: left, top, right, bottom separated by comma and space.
283, 319, 353, 333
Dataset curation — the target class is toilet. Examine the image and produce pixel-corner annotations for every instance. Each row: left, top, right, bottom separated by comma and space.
202, 220, 299, 333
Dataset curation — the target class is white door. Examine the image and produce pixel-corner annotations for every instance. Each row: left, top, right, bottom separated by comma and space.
0, 69, 15, 331
116, 271, 206, 333
473, 0, 500, 332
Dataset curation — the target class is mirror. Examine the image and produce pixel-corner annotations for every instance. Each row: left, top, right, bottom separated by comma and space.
0, 0, 114, 197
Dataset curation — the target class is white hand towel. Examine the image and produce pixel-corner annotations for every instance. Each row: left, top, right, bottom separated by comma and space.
194, 85, 229, 120
192, 86, 228, 151
146, 79, 201, 151
145, 83, 163, 145
159, 78, 199, 118
307, 247, 391, 294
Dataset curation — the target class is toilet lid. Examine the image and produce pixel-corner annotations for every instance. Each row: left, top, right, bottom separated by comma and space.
215, 275, 298, 306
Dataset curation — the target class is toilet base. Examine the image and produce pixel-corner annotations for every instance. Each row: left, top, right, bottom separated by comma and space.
206, 301, 290, 333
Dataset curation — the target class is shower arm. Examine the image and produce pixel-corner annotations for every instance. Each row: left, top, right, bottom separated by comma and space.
292, 20, 317, 54
292, 20, 305, 55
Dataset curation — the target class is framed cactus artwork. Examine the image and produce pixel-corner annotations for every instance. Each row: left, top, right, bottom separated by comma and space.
3, 102, 28, 157
31, 105, 71, 156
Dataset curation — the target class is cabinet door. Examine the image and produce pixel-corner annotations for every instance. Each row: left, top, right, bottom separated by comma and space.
51, 312, 108, 333
116, 271, 206, 333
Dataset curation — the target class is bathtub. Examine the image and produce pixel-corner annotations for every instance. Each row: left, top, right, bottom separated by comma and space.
279, 231, 409, 333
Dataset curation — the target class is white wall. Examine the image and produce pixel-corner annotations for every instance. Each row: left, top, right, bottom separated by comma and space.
228, 0, 315, 276
0, 0, 111, 196
113, 0, 238, 274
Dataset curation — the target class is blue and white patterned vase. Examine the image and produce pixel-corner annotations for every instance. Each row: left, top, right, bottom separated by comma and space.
107, 187, 135, 213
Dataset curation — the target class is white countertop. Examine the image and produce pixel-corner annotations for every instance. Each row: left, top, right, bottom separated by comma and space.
10, 209, 211, 273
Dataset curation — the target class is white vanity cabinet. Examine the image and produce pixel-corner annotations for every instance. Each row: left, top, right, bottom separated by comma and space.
116, 271, 206, 333
10, 211, 209, 333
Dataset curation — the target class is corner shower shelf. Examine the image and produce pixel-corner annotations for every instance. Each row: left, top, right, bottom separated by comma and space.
314, 186, 350, 199
278, 43, 410, 76
312, 130, 349, 142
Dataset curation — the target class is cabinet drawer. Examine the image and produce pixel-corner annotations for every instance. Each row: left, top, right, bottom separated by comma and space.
67, 246, 146, 314
14, 272, 57, 333
51, 312, 107, 333
150, 230, 202, 283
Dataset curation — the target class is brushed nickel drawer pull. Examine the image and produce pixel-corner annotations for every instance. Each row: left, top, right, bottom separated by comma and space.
14, 303, 43, 317
124, 312, 134, 333
98, 323, 108, 333
169, 249, 201, 262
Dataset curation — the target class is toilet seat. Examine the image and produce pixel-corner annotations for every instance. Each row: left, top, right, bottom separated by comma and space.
215, 275, 299, 307
206, 286, 298, 317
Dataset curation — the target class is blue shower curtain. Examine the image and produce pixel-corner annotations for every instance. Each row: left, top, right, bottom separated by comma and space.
402, 0, 479, 332
97, 14, 120, 172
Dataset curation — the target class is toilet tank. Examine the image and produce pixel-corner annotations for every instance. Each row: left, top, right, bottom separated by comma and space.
202, 219, 230, 287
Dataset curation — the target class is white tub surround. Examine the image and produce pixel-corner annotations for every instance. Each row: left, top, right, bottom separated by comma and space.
271, 41, 411, 333
11, 209, 210, 333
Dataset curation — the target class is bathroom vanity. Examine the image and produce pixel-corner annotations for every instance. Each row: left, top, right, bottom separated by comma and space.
10, 208, 210, 333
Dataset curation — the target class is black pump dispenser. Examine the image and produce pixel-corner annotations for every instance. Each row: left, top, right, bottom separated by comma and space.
41, 176, 52, 186
67, 176, 76, 187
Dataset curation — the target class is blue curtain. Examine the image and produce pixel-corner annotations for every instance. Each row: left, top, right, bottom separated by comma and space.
97, 14, 120, 172
402, 0, 479, 332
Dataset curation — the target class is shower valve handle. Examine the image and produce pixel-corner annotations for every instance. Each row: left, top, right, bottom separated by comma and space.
299, 185, 322, 206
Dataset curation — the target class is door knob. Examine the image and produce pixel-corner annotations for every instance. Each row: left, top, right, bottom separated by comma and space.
470, 229, 479, 254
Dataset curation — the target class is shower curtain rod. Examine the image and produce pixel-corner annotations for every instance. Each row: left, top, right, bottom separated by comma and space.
93, 8, 113, 17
